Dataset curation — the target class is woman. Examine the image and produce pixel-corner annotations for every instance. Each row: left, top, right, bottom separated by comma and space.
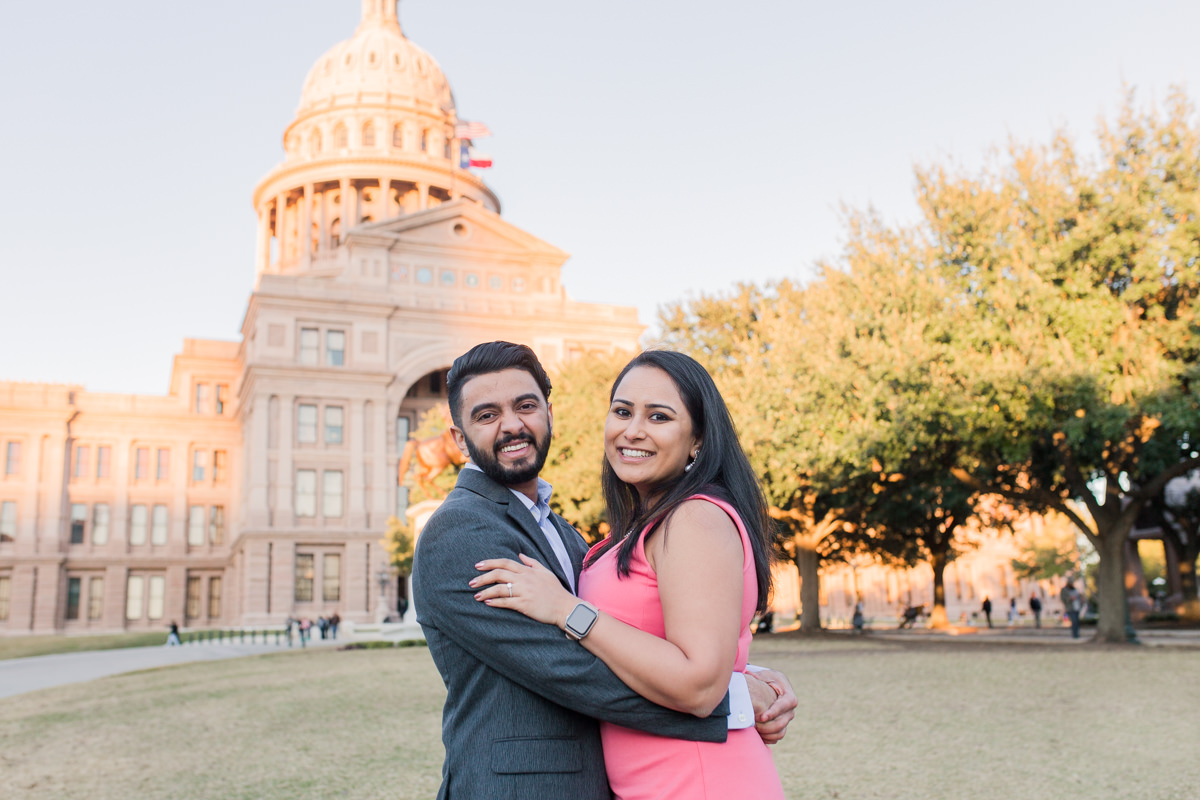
471, 350, 783, 799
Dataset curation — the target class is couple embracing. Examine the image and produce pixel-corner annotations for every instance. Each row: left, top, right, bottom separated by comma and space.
412, 342, 793, 799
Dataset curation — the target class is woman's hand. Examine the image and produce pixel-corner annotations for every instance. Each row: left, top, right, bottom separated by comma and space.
471, 554, 577, 628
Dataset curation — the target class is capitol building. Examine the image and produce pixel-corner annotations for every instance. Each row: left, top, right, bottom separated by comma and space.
0, 0, 642, 634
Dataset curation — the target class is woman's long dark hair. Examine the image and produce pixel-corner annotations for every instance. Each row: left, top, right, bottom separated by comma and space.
585, 350, 774, 611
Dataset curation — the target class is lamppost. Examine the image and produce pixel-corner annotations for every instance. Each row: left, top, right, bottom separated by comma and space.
376, 568, 392, 623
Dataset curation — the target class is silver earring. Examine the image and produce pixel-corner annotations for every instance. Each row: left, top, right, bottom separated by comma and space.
685, 448, 699, 472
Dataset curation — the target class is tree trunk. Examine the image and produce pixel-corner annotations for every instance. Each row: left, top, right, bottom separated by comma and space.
794, 545, 822, 631
1093, 521, 1135, 644
928, 549, 950, 629
1177, 545, 1200, 623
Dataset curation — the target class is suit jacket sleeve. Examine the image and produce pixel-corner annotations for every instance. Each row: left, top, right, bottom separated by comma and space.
414, 498, 729, 742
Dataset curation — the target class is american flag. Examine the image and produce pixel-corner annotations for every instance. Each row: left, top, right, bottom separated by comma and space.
455, 121, 492, 140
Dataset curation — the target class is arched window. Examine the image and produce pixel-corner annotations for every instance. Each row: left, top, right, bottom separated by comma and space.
392, 123, 403, 149
360, 215, 373, 224
309, 129, 322, 156
330, 218, 341, 248
362, 121, 375, 147
420, 129, 428, 152
334, 123, 348, 149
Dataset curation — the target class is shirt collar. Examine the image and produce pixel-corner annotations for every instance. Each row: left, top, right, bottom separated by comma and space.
464, 462, 554, 518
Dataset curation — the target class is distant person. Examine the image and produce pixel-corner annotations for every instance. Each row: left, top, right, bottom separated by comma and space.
981, 596, 993, 628
166, 621, 182, 646
318, 616, 329, 640
1029, 594, 1043, 628
1007, 597, 1017, 626
756, 609, 774, 634
1061, 580, 1083, 639
285, 615, 295, 647
329, 612, 340, 639
397, 595, 409, 622
852, 599, 865, 634
299, 617, 311, 647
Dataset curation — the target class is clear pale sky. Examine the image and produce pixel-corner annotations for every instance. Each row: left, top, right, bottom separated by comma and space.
2, 1, 1198, 394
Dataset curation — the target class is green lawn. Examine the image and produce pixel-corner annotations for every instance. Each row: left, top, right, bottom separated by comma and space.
0, 632, 170, 661
2, 634, 1198, 799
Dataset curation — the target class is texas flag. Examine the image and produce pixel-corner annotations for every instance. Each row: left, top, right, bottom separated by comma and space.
468, 147, 493, 168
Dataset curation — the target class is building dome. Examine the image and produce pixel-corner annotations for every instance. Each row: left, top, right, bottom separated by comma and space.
296, 2, 454, 119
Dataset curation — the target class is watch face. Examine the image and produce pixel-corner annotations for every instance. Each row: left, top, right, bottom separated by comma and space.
567, 604, 598, 633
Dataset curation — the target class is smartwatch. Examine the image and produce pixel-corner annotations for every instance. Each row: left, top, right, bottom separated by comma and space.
564, 601, 599, 641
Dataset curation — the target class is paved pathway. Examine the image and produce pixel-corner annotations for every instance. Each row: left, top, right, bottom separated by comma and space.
0, 639, 337, 700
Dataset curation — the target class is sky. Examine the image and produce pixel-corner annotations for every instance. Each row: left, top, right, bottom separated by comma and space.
2, 1, 1198, 395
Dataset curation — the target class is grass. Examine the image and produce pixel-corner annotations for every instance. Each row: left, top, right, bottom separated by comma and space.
2, 634, 1199, 799
0, 632, 170, 661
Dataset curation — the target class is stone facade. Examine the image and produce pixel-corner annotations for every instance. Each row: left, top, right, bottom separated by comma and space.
0, 1, 640, 634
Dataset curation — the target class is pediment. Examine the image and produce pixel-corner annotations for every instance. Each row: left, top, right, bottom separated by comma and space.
346, 200, 569, 266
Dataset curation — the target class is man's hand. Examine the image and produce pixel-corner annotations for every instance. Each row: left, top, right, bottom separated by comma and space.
745, 668, 797, 745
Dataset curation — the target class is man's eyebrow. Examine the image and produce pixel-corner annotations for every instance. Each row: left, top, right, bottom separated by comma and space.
469, 400, 500, 418
513, 393, 542, 406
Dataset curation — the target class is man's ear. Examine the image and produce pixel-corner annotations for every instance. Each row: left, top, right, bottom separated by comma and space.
546, 402, 553, 431
450, 426, 470, 459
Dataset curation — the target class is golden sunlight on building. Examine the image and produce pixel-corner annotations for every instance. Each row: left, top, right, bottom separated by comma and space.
0, 1, 641, 634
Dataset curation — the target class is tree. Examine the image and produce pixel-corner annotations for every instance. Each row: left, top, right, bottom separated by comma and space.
1010, 511, 1086, 582
381, 515, 414, 575
918, 90, 1200, 642
1153, 477, 1200, 621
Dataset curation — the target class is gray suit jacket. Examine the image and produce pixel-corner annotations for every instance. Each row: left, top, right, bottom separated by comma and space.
413, 467, 728, 800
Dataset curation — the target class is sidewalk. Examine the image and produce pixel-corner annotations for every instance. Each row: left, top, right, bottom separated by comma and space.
834, 624, 1200, 647
0, 638, 337, 700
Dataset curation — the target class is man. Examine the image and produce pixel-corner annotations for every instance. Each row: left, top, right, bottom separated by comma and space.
1029, 593, 1042, 628
413, 342, 796, 800
1061, 580, 1083, 639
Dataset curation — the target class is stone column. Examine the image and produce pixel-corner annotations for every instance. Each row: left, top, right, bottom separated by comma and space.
246, 395, 270, 528
274, 194, 286, 268
349, 399, 366, 528
255, 206, 270, 275
417, 182, 429, 210
301, 183, 313, 270
379, 177, 391, 220
275, 399, 294, 527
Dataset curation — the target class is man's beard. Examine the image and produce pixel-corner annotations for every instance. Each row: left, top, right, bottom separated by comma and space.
464, 422, 552, 487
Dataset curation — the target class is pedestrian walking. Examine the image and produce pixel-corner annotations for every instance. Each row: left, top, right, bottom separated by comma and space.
852, 599, 865, 634
1029, 594, 1043, 628
1061, 581, 1083, 639
1007, 597, 1017, 626
166, 621, 182, 646
981, 596, 993, 628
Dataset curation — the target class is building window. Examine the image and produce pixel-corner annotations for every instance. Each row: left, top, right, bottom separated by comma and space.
420, 129, 428, 152
70, 503, 87, 544
74, 446, 90, 479
299, 328, 319, 365
326, 330, 346, 366
0, 501, 15, 542
186, 576, 202, 619
323, 554, 341, 602
392, 123, 403, 148
323, 471, 344, 518
195, 383, 208, 414
156, 448, 170, 481
97, 446, 111, 479
216, 384, 228, 415
0, 575, 9, 620
66, 577, 82, 620
334, 123, 348, 149
295, 554, 315, 602
148, 575, 165, 620
192, 450, 207, 483
88, 577, 104, 620
129, 504, 148, 545
126, 576, 144, 620
213, 450, 227, 483
5, 441, 21, 475
92, 503, 110, 546
362, 121, 375, 147
330, 217, 341, 248
297, 404, 318, 444
188, 505, 205, 546
209, 505, 225, 545
416, 267, 432, 284
209, 577, 222, 619
296, 470, 317, 517
151, 504, 168, 546
325, 406, 344, 445
134, 447, 149, 480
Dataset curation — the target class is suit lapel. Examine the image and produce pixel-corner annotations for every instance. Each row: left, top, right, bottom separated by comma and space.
457, 468, 574, 592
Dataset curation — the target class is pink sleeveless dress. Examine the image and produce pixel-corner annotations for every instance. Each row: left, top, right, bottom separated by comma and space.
578, 494, 784, 800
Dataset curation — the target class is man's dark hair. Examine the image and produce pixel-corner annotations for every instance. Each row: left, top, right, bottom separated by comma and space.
446, 341, 552, 428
